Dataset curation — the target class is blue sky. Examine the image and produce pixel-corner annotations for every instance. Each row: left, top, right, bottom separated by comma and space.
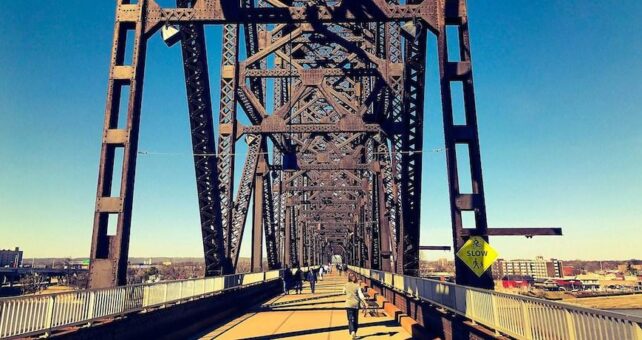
1, 1, 640, 261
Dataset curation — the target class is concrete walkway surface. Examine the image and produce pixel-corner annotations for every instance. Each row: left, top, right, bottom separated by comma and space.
197, 272, 413, 339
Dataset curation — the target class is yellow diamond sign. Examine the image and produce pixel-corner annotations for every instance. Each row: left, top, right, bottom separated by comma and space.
456, 236, 499, 277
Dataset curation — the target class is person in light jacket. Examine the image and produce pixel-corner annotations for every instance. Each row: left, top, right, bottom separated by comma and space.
343, 272, 366, 339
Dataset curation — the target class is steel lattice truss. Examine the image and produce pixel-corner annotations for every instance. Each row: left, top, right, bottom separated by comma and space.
88, 0, 561, 290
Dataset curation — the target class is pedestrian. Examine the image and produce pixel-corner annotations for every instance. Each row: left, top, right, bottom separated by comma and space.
283, 265, 292, 295
337, 263, 343, 276
344, 272, 366, 339
307, 267, 317, 293
318, 265, 324, 281
294, 265, 304, 294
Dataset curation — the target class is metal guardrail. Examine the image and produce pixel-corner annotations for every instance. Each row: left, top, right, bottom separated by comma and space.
0, 270, 282, 339
349, 266, 642, 340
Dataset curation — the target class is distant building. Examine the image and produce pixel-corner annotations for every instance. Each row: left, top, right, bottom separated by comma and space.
67, 259, 90, 270
0, 247, 23, 268
617, 263, 642, 274
562, 265, 576, 277
501, 275, 534, 289
574, 274, 600, 290
493, 256, 563, 279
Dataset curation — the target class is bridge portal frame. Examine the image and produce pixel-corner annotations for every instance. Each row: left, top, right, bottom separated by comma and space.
88, 0, 560, 290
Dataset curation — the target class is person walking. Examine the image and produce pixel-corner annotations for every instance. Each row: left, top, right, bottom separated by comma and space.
306, 267, 317, 293
294, 265, 304, 294
344, 272, 366, 339
283, 265, 292, 295
318, 265, 324, 281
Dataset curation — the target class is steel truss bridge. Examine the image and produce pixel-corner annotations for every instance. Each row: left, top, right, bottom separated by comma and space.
88, 0, 562, 291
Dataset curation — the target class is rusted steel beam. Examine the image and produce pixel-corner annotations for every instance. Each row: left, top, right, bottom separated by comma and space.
142, 0, 439, 34
284, 185, 364, 192
462, 228, 563, 237
242, 123, 380, 134
419, 246, 452, 251
244, 68, 378, 78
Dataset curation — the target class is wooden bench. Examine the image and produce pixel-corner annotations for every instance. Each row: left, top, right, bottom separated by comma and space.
360, 288, 382, 317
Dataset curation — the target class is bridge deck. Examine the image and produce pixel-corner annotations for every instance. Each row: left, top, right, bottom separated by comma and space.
196, 272, 413, 339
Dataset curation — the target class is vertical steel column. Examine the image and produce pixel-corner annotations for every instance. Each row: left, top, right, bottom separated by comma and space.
297, 220, 304, 266
176, 0, 226, 277
370, 180, 381, 270
385, 2, 406, 275
216, 24, 240, 273
262, 166, 279, 269
251, 158, 266, 273
229, 135, 262, 270
438, 0, 493, 289
398, 0, 428, 276
284, 205, 292, 267
290, 206, 298, 266
89, 0, 148, 288
359, 204, 368, 267
376, 172, 393, 272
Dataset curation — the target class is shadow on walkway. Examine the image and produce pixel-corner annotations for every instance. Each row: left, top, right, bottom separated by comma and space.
239, 320, 398, 340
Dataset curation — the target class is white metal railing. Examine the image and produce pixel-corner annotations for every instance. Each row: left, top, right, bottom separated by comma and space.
348, 266, 642, 340
0, 270, 282, 339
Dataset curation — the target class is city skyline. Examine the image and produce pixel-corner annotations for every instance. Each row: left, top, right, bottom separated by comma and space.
1, 1, 641, 261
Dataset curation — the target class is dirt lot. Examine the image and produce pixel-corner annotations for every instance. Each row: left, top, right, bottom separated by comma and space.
563, 293, 642, 309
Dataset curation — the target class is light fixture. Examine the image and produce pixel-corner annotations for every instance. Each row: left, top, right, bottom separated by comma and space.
401, 20, 417, 38
161, 24, 181, 47
282, 151, 298, 171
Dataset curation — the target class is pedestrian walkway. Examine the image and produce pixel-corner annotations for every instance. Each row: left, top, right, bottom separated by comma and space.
197, 272, 413, 339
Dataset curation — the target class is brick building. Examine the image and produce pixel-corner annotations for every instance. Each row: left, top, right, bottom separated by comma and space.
493, 256, 563, 279
0, 247, 23, 268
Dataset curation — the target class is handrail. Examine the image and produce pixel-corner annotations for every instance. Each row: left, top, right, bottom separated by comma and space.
348, 266, 642, 340
0, 270, 282, 339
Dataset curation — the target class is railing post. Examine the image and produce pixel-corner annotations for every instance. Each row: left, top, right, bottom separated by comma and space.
120, 288, 127, 315
178, 282, 184, 301
632, 321, 642, 340
162, 284, 168, 307
468, 290, 476, 325
490, 294, 501, 336
87, 291, 96, 326
0, 301, 5, 337
520, 300, 532, 339
565, 309, 577, 340
43, 295, 55, 337
142, 286, 149, 310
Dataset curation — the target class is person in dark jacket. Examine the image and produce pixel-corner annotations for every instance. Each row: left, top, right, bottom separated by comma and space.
283, 265, 292, 295
306, 267, 317, 294
293, 265, 304, 294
